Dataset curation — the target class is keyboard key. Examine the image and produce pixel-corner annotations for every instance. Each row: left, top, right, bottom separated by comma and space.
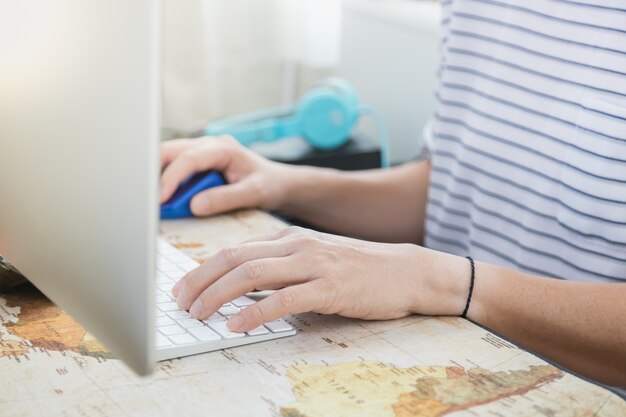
177, 318, 204, 329
208, 321, 246, 339
246, 326, 270, 336
157, 259, 174, 268
218, 305, 240, 316
159, 249, 179, 257
169, 253, 192, 262
158, 265, 184, 274
179, 261, 199, 272
169, 333, 197, 345
167, 310, 192, 320
157, 302, 180, 312
158, 283, 175, 293
166, 270, 186, 280
156, 316, 175, 327
157, 269, 181, 278
232, 296, 255, 307
202, 313, 225, 323
155, 310, 166, 318
156, 274, 172, 284
159, 324, 185, 336
265, 320, 293, 333
188, 326, 221, 342
156, 333, 173, 348
156, 293, 172, 303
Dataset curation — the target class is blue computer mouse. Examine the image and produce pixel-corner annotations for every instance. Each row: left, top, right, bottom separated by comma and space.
160, 171, 226, 219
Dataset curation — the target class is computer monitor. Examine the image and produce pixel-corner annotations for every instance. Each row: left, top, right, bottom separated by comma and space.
0, 0, 161, 375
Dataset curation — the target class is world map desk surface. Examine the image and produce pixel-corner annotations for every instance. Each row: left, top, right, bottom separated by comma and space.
1, 210, 624, 417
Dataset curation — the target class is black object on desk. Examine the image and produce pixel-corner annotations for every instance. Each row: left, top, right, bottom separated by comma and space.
250, 134, 382, 171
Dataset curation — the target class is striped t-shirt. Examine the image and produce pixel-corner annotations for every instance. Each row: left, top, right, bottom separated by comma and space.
424, 0, 626, 283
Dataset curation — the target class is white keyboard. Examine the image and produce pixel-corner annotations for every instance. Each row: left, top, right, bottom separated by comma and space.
155, 239, 296, 361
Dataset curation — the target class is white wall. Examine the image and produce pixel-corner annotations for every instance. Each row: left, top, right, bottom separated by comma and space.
162, 0, 341, 139
340, 0, 441, 163
161, 0, 442, 164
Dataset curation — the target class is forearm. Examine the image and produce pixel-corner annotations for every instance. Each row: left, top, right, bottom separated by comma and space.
471, 265, 626, 386
277, 160, 431, 244
419, 251, 626, 386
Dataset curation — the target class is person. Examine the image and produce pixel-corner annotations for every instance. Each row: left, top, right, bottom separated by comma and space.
160, 1, 626, 388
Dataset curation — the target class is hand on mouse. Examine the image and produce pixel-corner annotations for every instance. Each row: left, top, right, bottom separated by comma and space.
171, 226, 469, 333
160, 136, 293, 216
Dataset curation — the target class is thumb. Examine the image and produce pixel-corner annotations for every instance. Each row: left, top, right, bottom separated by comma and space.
189, 179, 261, 216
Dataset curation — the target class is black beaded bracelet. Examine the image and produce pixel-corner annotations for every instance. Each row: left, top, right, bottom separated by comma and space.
461, 256, 475, 319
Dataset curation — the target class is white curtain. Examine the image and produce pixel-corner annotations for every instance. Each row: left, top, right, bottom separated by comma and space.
162, 0, 342, 138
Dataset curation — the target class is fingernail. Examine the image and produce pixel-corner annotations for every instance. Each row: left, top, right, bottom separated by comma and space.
189, 299, 203, 318
227, 315, 244, 331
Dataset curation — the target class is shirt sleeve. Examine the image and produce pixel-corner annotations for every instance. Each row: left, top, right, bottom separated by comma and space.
420, 116, 435, 160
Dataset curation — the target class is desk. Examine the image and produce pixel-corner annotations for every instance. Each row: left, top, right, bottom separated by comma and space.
1, 210, 624, 416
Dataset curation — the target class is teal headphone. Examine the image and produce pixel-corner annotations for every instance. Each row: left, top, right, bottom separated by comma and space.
202, 78, 361, 150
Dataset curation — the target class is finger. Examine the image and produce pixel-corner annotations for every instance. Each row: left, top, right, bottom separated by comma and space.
160, 138, 199, 168
190, 179, 259, 217
227, 281, 328, 332
173, 226, 313, 303
173, 240, 296, 310
172, 228, 292, 297
239, 232, 284, 245
240, 226, 306, 245
160, 138, 234, 203
187, 255, 310, 319
239, 230, 289, 246
172, 240, 293, 300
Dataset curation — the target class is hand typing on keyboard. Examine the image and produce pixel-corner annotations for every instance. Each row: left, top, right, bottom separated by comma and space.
171, 226, 468, 334
155, 239, 295, 356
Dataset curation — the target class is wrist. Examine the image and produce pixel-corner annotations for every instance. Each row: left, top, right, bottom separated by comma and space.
256, 162, 302, 211
410, 247, 472, 316
273, 164, 341, 213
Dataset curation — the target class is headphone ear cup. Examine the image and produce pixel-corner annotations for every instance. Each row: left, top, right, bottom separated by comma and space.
296, 90, 352, 149
321, 77, 360, 124
296, 78, 362, 150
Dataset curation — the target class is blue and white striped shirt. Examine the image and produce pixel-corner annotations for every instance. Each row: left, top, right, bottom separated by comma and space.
425, 0, 626, 283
